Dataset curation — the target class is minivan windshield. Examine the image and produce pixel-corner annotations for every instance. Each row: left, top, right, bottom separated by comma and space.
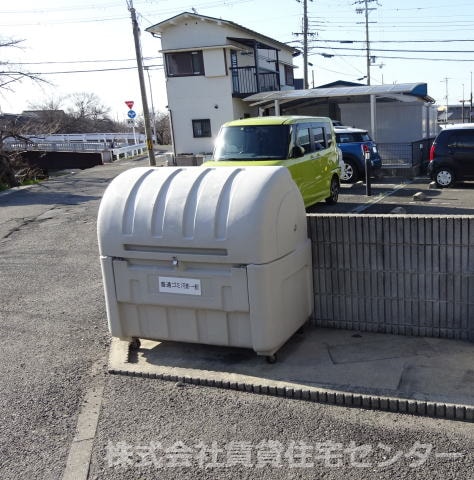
213, 125, 291, 161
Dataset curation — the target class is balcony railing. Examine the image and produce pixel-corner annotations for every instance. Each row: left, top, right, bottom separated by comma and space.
230, 66, 280, 97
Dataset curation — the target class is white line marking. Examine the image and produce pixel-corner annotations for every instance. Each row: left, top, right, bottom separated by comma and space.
62, 363, 105, 480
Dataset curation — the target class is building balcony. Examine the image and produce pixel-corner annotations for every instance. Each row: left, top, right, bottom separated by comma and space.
230, 66, 280, 98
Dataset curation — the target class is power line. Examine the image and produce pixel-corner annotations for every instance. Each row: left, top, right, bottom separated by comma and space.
316, 38, 474, 44
314, 52, 474, 62
310, 45, 474, 54
10, 65, 163, 75
9, 57, 161, 66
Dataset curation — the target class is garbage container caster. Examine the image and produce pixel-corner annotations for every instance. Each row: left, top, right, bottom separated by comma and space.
98, 166, 313, 358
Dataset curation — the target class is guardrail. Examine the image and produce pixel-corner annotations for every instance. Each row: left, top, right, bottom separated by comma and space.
5, 141, 149, 163
111, 143, 147, 161
4, 141, 108, 153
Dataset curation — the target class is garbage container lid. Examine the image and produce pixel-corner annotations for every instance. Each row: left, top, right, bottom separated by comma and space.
97, 166, 308, 265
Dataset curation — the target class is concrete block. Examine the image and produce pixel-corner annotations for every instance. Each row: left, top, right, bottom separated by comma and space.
416, 402, 427, 416
293, 389, 302, 400
445, 405, 455, 420
455, 406, 465, 421
309, 390, 319, 402
390, 206, 406, 214
465, 407, 474, 422
435, 404, 446, 418
327, 392, 336, 404
413, 191, 427, 201
388, 398, 398, 412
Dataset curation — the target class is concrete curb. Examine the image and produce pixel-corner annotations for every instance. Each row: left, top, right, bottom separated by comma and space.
107, 339, 473, 423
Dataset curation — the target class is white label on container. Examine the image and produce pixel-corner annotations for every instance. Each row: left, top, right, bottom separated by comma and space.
158, 276, 202, 296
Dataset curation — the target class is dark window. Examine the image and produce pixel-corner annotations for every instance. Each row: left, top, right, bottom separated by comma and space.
453, 130, 474, 148
165, 51, 204, 77
284, 65, 294, 86
192, 119, 211, 138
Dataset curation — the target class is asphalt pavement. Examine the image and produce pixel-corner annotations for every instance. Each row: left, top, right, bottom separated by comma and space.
0, 158, 472, 480
308, 175, 474, 215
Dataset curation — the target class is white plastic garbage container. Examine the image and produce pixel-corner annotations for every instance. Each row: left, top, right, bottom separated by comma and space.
97, 166, 313, 359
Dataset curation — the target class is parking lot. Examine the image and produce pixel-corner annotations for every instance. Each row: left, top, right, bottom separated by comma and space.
308, 176, 474, 215
1, 160, 473, 480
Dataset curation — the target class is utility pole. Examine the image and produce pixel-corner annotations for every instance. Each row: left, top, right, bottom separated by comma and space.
355, 0, 378, 86
127, 0, 156, 166
295, 0, 313, 90
303, 0, 309, 89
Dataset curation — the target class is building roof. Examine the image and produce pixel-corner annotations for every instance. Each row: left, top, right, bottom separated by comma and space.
244, 83, 435, 108
145, 12, 300, 55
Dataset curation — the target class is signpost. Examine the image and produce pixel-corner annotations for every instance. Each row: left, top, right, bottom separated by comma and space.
125, 101, 137, 144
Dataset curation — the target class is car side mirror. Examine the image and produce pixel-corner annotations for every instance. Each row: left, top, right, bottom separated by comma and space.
292, 146, 305, 158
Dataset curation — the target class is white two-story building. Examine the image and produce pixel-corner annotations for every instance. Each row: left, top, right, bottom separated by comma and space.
146, 12, 299, 155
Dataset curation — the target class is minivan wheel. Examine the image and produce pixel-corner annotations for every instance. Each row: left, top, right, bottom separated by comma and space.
325, 176, 340, 204
435, 168, 455, 188
341, 159, 359, 183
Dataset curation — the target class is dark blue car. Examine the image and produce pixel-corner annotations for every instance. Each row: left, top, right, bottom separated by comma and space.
335, 126, 382, 183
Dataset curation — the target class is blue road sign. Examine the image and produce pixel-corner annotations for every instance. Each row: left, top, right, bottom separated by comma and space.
127, 110, 136, 119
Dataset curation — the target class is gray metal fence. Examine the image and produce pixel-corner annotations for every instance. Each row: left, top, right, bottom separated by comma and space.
378, 138, 434, 168
308, 214, 474, 341
377, 143, 412, 165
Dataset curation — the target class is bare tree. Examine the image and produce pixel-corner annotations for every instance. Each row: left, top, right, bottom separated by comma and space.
155, 112, 171, 145
24, 97, 67, 135
65, 92, 113, 132
0, 38, 46, 90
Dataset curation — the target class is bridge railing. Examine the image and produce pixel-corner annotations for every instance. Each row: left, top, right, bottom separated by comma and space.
111, 144, 148, 160
4, 141, 150, 163
4, 141, 108, 153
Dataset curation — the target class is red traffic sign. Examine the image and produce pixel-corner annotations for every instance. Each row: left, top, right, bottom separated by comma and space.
125, 100, 134, 109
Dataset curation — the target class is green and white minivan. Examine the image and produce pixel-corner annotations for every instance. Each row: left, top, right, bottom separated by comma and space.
205, 116, 341, 208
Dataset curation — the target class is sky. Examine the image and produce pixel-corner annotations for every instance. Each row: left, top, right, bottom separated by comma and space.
1, 0, 474, 121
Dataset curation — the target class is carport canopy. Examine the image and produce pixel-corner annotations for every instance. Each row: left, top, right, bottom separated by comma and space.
243, 83, 435, 137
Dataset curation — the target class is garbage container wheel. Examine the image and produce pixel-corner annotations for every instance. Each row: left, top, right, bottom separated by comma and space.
130, 337, 141, 350
266, 354, 277, 364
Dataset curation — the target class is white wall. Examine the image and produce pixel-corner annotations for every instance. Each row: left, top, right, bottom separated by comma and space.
168, 74, 234, 154
340, 102, 438, 142
160, 15, 296, 154
203, 49, 226, 77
